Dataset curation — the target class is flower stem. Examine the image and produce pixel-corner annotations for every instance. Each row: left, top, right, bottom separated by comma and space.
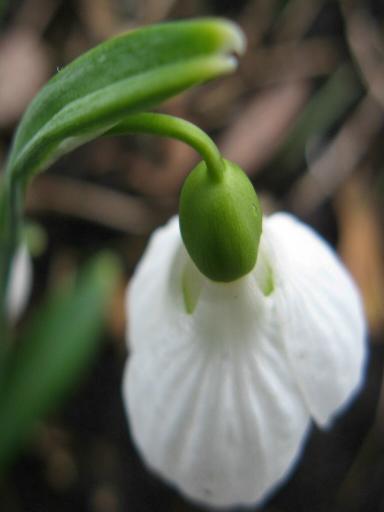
107, 112, 225, 181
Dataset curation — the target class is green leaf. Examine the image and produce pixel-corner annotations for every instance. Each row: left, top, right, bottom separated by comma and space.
6, 18, 244, 184
0, 252, 120, 470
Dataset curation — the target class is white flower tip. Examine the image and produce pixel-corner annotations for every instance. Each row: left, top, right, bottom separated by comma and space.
6, 246, 32, 321
317, 344, 368, 430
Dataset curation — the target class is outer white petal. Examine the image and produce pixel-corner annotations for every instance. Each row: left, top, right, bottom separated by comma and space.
262, 213, 367, 427
124, 217, 310, 508
7, 245, 32, 321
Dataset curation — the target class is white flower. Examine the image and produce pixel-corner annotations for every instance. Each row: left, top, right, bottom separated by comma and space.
7, 245, 32, 321
123, 213, 367, 509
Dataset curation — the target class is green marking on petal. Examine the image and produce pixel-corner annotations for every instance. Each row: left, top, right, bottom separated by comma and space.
263, 264, 275, 296
181, 261, 203, 314
182, 277, 195, 315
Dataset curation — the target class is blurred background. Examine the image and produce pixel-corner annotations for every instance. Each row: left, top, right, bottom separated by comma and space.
1, 0, 384, 511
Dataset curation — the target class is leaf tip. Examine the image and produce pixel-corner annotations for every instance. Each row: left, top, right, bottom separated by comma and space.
219, 19, 247, 57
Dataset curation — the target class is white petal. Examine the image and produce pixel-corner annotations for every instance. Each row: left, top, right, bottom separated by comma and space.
7, 245, 32, 321
127, 216, 186, 352
124, 216, 310, 508
262, 213, 367, 427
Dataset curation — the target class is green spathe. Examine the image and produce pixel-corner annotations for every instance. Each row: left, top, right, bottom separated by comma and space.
5, 18, 244, 184
179, 159, 262, 282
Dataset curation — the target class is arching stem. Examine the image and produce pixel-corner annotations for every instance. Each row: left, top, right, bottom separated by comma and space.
107, 112, 225, 181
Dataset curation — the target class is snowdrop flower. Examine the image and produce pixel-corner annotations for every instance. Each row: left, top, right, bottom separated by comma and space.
123, 159, 366, 508
7, 245, 32, 321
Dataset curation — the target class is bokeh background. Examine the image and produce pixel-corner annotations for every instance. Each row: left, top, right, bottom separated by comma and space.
1, 0, 384, 511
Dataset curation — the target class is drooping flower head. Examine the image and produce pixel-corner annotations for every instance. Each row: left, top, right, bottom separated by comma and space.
123, 159, 366, 508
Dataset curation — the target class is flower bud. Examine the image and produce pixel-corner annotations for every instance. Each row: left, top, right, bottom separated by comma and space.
179, 159, 262, 282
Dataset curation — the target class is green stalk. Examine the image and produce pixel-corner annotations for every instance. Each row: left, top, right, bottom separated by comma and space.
107, 112, 225, 181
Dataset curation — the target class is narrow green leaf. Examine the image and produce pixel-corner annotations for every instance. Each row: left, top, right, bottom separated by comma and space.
6, 18, 244, 183
0, 252, 120, 469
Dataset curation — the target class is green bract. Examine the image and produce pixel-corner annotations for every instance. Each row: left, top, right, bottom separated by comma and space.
179, 159, 262, 282
5, 18, 244, 184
